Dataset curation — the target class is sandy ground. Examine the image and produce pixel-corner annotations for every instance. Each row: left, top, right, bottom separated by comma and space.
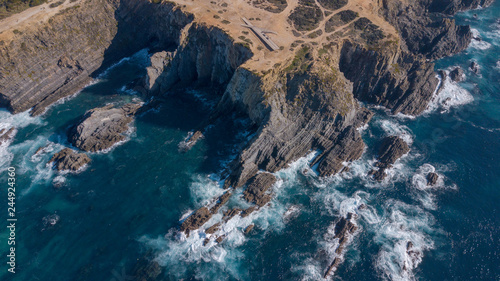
175, 0, 398, 70
0, 0, 82, 41
0, 0, 397, 70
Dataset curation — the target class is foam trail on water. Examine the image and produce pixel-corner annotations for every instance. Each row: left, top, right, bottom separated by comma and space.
377, 119, 414, 144
469, 28, 492, 50
140, 153, 319, 280
0, 109, 45, 170
374, 200, 436, 281
14, 138, 67, 196
425, 70, 474, 114
97, 48, 150, 79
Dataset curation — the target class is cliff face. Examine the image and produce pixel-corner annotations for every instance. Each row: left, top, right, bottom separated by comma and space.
339, 40, 438, 115
0, 0, 192, 115
142, 23, 253, 96
379, 0, 493, 60
1, 0, 494, 276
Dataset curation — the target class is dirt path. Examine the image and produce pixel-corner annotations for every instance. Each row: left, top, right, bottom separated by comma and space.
0, 0, 82, 40
174, 0, 397, 71
0, 0, 397, 70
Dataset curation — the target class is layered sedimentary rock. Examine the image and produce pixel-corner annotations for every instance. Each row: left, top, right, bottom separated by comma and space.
0, 0, 193, 115
380, 0, 492, 60
69, 103, 141, 152
49, 148, 91, 171
1, 0, 493, 276
243, 172, 277, 207
339, 41, 439, 115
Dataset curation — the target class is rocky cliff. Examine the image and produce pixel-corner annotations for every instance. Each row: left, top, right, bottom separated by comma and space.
0, 0, 192, 115
0, 0, 494, 277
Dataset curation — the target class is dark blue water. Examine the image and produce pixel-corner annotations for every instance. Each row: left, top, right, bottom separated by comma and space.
0, 3, 499, 281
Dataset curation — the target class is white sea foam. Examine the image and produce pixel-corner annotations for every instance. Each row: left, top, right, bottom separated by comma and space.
141, 117, 449, 280
188, 174, 225, 207
469, 29, 492, 50
377, 119, 414, 144
97, 48, 150, 79
15, 138, 67, 195
374, 200, 436, 281
140, 153, 321, 280
410, 164, 457, 210
0, 109, 45, 170
425, 70, 474, 113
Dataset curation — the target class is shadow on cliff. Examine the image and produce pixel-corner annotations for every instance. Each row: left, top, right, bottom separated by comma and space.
78, 0, 252, 175
138, 91, 256, 175
90, 0, 192, 78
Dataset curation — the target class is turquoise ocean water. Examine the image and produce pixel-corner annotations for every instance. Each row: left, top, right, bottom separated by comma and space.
0, 3, 499, 280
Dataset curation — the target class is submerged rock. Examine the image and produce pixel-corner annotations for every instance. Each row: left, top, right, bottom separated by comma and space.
324, 213, 358, 278
470, 61, 480, 74
42, 214, 60, 227
0, 127, 15, 144
178, 130, 204, 152
369, 136, 410, 181
131, 251, 163, 281
449, 67, 465, 82
49, 148, 91, 172
68, 103, 142, 152
244, 224, 255, 235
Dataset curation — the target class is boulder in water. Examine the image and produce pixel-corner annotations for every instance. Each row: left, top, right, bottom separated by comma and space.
69, 103, 142, 152
449, 67, 465, 82
426, 172, 439, 186
369, 136, 410, 181
49, 148, 91, 172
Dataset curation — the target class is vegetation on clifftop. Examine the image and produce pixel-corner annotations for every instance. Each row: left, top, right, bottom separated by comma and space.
0, 0, 47, 19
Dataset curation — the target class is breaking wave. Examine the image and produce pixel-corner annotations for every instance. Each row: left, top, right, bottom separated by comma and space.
425, 70, 474, 113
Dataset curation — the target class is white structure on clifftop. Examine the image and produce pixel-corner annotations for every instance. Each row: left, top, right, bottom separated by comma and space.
241, 17, 279, 51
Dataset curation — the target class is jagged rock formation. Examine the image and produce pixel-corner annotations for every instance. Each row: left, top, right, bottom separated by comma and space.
324, 212, 358, 278
243, 172, 277, 207
142, 51, 174, 95
0, 127, 15, 144
145, 23, 253, 96
379, 0, 492, 60
0, 0, 493, 276
470, 61, 480, 74
428, 0, 494, 15
0, 0, 193, 115
450, 67, 465, 82
180, 191, 231, 236
369, 136, 410, 181
178, 131, 204, 152
69, 103, 141, 152
339, 41, 439, 116
426, 172, 439, 186
49, 148, 91, 171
